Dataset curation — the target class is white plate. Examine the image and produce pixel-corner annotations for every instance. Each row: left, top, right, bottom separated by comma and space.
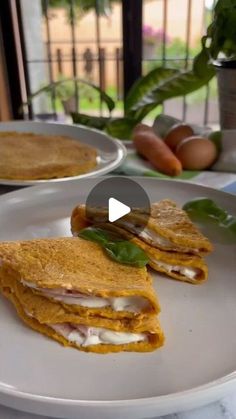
0, 178, 235, 419
0, 121, 126, 185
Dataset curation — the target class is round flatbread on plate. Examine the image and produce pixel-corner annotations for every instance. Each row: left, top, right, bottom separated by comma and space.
0, 121, 126, 185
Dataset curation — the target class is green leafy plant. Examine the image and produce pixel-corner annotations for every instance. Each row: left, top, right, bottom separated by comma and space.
78, 226, 149, 267
71, 53, 215, 139
45, 76, 75, 101
29, 0, 235, 139
42, 75, 98, 108
69, 12, 220, 138
201, 0, 236, 60
22, 77, 115, 114
43, 0, 120, 18
183, 198, 236, 235
71, 0, 236, 138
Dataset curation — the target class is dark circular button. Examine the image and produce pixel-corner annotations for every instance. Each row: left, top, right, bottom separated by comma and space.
85, 177, 150, 231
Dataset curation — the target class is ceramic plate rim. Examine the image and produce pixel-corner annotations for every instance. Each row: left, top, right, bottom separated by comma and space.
0, 370, 235, 406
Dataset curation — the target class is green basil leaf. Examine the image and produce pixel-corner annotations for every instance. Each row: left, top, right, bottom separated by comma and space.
78, 227, 111, 245
222, 216, 236, 233
183, 198, 228, 221
105, 241, 149, 267
78, 227, 149, 266
183, 198, 236, 235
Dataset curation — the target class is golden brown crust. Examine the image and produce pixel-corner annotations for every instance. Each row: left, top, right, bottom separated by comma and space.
0, 237, 160, 317
0, 131, 97, 180
0, 277, 164, 354
71, 201, 213, 255
147, 200, 213, 253
71, 205, 91, 232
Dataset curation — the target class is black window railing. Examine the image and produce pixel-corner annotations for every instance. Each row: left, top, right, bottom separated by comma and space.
2, 0, 218, 126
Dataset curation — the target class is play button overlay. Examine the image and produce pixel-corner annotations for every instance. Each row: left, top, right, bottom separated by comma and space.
85, 177, 150, 231
108, 198, 131, 222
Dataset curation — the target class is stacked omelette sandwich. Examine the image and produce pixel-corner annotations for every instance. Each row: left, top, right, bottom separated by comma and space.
0, 237, 164, 353
0, 199, 212, 354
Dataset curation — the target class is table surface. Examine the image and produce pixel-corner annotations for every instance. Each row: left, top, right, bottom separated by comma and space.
0, 181, 236, 419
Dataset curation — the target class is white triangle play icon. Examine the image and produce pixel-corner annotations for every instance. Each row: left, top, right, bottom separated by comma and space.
108, 198, 131, 222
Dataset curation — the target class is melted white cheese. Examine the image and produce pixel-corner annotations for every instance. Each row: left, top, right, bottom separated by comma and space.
139, 229, 172, 247
50, 323, 147, 347
120, 222, 198, 253
21, 280, 150, 313
150, 259, 200, 279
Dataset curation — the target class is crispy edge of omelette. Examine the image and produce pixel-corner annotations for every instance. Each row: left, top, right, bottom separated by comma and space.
0, 275, 164, 354
0, 237, 160, 319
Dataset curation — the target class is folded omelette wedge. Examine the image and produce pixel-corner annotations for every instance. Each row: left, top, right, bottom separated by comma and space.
0, 237, 164, 353
97, 224, 208, 284
71, 200, 213, 256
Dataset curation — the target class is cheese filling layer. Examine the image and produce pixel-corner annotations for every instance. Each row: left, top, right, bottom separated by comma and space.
50, 323, 147, 347
121, 222, 197, 252
81, 213, 198, 252
150, 259, 200, 279
21, 280, 151, 313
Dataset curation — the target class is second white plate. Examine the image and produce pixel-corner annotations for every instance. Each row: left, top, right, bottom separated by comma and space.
0, 121, 126, 185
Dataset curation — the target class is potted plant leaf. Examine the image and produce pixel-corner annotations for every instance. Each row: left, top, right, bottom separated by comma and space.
53, 77, 77, 114
54, 78, 98, 114
22, 77, 115, 120
200, 0, 236, 129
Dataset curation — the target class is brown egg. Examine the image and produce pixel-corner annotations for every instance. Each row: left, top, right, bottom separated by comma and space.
176, 136, 218, 170
164, 123, 194, 151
